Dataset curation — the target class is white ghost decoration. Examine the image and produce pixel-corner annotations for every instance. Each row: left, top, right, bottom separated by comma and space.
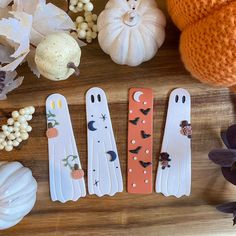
155, 88, 192, 198
86, 87, 123, 197
46, 94, 86, 203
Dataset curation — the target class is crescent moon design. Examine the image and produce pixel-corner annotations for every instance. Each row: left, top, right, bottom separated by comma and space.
133, 91, 143, 103
88, 121, 97, 131
107, 151, 117, 162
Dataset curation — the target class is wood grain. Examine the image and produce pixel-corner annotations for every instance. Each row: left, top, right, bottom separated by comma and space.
0, 0, 236, 235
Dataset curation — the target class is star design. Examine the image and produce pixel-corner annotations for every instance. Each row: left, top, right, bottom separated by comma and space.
100, 113, 107, 121
94, 180, 99, 186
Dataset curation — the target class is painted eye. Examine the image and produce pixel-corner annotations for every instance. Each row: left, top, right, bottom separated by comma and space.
91, 95, 95, 103
97, 94, 101, 102
175, 95, 179, 103
182, 96, 186, 103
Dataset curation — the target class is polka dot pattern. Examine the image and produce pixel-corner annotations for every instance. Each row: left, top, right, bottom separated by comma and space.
127, 88, 153, 194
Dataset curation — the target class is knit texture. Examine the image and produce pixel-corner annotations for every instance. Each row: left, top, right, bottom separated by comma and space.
167, 0, 236, 89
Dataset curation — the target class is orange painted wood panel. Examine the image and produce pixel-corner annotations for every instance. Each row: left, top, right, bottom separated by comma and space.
128, 88, 153, 194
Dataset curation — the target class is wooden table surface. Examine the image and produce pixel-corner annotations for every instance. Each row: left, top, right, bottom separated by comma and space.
1, 0, 236, 235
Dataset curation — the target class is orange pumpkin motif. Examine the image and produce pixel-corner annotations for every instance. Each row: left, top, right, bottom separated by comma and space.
71, 164, 84, 180
46, 122, 58, 138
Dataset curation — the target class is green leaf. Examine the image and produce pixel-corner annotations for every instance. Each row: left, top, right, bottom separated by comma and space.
47, 111, 56, 118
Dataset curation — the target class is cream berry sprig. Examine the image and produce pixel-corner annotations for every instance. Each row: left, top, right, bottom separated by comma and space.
69, 0, 94, 12
0, 106, 35, 152
69, 0, 98, 43
76, 12, 98, 43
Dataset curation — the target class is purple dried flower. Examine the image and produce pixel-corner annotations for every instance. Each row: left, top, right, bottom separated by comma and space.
209, 124, 236, 225
216, 202, 236, 226
0, 71, 23, 100
209, 149, 236, 168
226, 125, 236, 149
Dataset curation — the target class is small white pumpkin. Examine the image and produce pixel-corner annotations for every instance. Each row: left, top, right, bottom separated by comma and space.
0, 162, 37, 230
97, 0, 166, 66
35, 32, 81, 81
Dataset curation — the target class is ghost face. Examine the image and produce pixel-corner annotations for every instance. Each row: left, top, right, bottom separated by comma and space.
127, 0, 138, 10
169, 88, 191, 120
46, 94, 86, 203
86, 87, 123, 196
86, 87, 111, 137
155, 88, 191, 198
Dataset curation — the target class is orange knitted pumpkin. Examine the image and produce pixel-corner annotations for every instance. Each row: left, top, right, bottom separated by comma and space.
167, 0, 236, 90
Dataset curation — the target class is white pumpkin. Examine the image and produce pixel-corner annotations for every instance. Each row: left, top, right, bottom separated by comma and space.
35, 32, 81, 81
0, 162, 37, 230
97, 0, 166, 66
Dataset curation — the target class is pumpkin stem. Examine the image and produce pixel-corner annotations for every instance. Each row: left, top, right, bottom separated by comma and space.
129, 12, 136, 21
67, 62, 80, 77
74, 164, 79, 170
123, 11, 139, 27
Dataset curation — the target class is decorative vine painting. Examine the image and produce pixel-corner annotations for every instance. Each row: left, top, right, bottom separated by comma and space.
46, 93, 86, 203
